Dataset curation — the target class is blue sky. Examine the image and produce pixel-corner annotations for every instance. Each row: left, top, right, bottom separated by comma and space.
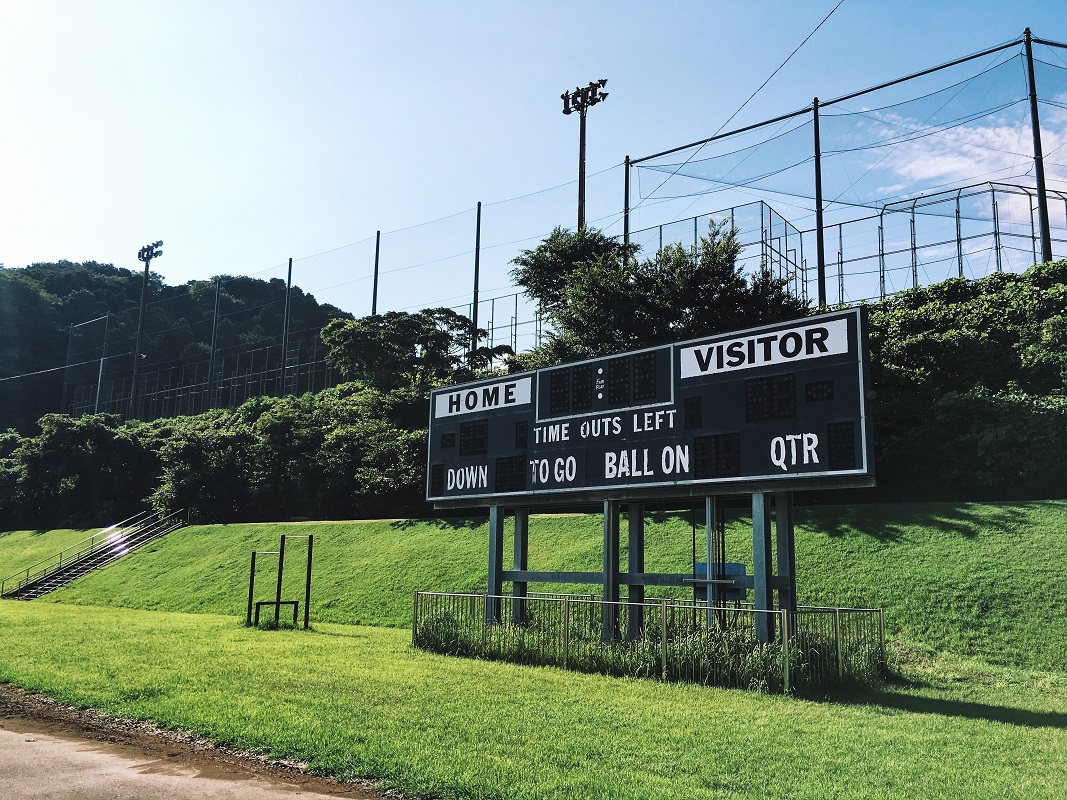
1, 1, 1064, 332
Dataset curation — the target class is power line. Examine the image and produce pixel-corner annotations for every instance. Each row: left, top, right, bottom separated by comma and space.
631, 0, 845, 212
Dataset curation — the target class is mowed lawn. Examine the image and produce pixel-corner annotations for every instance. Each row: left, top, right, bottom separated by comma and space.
19, 500, 1067, 671
1, 601, 1066, 800
0, 527, 103, 583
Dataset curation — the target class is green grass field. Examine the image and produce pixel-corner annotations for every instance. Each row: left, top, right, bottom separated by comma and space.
0, 527, 102, 583
1, 602, 1065, 800
10, 501, 1064, 671
0, 501, 1065, 799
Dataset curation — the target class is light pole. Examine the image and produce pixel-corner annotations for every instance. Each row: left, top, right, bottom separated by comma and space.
562, 79, 608, 230
129, 240, 162, 419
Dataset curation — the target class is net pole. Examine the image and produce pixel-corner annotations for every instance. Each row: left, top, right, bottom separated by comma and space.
371, 230, 381, 315
471, 202, 481, 358
813, 97, 827, 307
1025, 28, 1053, 263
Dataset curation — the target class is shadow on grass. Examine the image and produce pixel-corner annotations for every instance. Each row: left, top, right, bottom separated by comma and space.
799, 502, 1034, 543
389, 517, 486, 532
833, 685, 1067, 730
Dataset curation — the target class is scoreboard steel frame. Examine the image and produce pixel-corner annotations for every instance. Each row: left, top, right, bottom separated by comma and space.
427, 308, 873, 508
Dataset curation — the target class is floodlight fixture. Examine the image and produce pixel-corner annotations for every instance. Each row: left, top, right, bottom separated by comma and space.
560, 79, 609, 229
129, 239, 164, 418
138, 240, 163, 263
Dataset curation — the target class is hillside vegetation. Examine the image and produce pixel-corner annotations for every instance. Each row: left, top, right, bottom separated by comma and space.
7, 501, 1062, 673
2, 246, 1066, 532
0, 527, 101, 582
0, 260, 350, 434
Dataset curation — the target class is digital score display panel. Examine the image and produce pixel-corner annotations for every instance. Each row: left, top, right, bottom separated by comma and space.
427, 308, 872, 505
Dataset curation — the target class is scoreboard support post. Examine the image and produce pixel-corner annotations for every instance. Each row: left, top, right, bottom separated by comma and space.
774, 492, 798, 623
706, 496, 720, 623
512, 509, 530, 625
753, 493, 774, 642
487, 506, 505, 624
602, 500, 621, 643
626, 503, 645, 640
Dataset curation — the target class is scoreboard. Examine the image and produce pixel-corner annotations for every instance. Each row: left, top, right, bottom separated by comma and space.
427, 308, 873, 506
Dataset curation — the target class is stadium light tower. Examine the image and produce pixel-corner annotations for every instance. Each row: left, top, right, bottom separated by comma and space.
129, 240, 163, 419
561, 79, 608, 230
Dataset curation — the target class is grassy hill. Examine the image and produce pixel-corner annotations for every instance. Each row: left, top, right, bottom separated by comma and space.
0, 527, 103, 584
1, 502, 1065, 800
6, 500, 1063, 672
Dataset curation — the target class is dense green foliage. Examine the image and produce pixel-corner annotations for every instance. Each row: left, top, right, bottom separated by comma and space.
0, 385, 428, 528
14, 501, 1063, 672
3, 243, 1067, 528
510, 222, 808, 369
868, 261, 1067, 499
0, 261, 350, 433
320, 307, 509, 393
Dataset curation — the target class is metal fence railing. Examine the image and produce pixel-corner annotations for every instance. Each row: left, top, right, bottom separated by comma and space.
0, 509, 185, 598
412, 591, 884, 694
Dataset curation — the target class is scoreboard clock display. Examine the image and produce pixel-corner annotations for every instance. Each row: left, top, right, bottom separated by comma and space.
427, 308, 873, 506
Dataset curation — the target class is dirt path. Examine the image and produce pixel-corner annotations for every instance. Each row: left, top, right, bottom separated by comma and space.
0, 684, 386, 800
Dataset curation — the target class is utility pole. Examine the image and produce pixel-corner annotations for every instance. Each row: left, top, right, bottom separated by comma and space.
129, 240, 162, 420
562, 79, 608, 230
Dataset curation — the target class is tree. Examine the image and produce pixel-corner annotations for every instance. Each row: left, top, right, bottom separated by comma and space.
510, 226, 638, 314
510, 220, 808, 367
321, 308, 509, 394
0, 261, 352, 434
864, 259, 1067, 499
1, 414, 158, 528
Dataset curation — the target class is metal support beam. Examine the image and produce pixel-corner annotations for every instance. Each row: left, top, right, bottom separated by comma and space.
1025, 28, 1053, 264
626, 502, 644, 640
992, 191, 1003, 272
303, 534, 313, 630
281, 257, 293, 395
813, 97, 827, 308
956, 193, 964, 278
274, 534, 286, 627
578, 104, 588, 229
207, 280, 220, 408
602, 499, 620, 642
371, 230, 381, 315
878, 212, 887, 300
910, 203, 918, 289
246, 551, 257, 627
837, 225, 845, 305
94, 312, 111, 413
511, 508, 529, 625
471, 201, 482, 358
487, 506, 504, 623
774, 492, 797, 619
705, 496, 719, 624
752, 492, 774, 642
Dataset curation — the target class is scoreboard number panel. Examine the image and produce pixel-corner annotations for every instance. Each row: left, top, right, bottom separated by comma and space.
427, 308, 873, 505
